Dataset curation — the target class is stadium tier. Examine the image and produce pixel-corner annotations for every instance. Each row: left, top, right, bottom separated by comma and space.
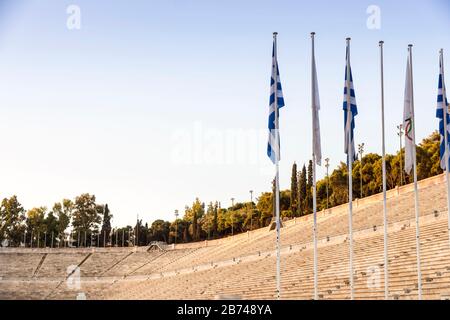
1, 174, 450, 300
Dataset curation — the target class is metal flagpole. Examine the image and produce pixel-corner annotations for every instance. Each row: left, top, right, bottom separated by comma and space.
397, 124, 404, 185
312, 155, 318, 300
440, 49, 450, 247
325, 158, 330, 209
250, 190, 253, 232
345, 37, 355, 300
311, 32, 319, 300
379, 41, 389, 299
273, 31, 282, 300
409, 44, 422, 300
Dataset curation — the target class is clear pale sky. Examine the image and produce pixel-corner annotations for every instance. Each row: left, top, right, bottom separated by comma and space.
0, 0, 449, 227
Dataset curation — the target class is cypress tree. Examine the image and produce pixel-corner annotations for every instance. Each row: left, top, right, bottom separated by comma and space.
299, 165, 307, 216
100, 204, 112, 246
290, 162, 298, 216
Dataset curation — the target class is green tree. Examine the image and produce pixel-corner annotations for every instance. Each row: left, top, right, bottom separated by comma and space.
256, 192, 273, 227
329, 162, 349, 207
316, 179, 328, 211
180, 219, 191, 243
290, 162, 299, 215
298, 165, 307, 216
100, 203, 112, 246
213, 201, 219, 238
185, 198, 204, 241
280, 190, 291, 217
217, 207, 228, 235
44, 211, 58, 246
135, 219, 148, 245
417, 131, 441, 179
26, 207, 47, 246
201, 202, 216, 239
150, 219, 170, 242
0, 196, 26, 246
51, 199, 73, 243
192, 206, 198, 241
72, 193, 102, 246
169, 218, 185, 244
353, 153, 382, 197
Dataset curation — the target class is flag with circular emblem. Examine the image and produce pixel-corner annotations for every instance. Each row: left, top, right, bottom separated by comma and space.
403, 50, 415, 174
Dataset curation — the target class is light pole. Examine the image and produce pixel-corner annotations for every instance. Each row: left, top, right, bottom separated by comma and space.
249, 190, 253, 231
358, 143, 365, 198
397, 124, 404, 186
325, 158, 330, 209
230, 198, 235, 236
174, 210, 179, 245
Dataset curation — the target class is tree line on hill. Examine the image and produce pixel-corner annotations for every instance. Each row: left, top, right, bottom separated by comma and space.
0, 131, 442, 247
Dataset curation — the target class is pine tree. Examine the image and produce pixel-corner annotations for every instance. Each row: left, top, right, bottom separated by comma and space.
290, 162, 298, 216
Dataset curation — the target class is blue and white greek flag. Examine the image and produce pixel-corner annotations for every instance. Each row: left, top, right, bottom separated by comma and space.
267, 37, 285, 164
343, 43, 358, 164
436, 50, 450, 170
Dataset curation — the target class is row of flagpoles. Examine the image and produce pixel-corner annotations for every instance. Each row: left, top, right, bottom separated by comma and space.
267, 32, 450, 300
